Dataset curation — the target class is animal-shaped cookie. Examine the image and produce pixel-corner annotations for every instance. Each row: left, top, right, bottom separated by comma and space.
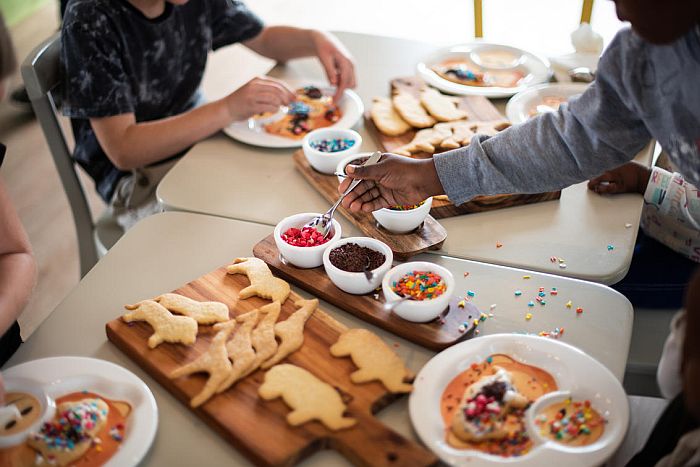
370, 97, 411, 136
242, 301, 282, 378
261, 299, 318, 369
216, 310, 260, 392
170, 319, 236, 407
439, 120, 477, 149
123, 300, 198, 348
258, 364, 356, 431
392, 92, 436, 128
154, 293, 230, 325
330, 328, 413, 393
226, 258, 290, 304
420, 88, 468, 122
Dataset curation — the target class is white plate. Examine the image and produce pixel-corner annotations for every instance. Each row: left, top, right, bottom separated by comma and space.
4, 357, 158, 467
506, 83, 589, 124
223, 87, 364, 148
409, 334, 629, 466
417, 43, 552, 98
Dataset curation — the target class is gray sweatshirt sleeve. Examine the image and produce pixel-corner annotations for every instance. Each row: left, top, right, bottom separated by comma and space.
434, 30, 652, 206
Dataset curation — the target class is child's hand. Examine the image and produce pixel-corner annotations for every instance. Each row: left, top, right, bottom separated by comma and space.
310, 31, 356, 102
338, 154, 444, 212
223, 76, 296, 121
587, 162, 651, 195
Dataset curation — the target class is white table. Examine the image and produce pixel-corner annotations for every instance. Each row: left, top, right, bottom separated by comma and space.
6, 212, 633, 466
158, 31, 652, 285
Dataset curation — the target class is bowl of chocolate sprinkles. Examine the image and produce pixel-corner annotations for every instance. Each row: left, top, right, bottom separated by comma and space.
323, 237, 393, 295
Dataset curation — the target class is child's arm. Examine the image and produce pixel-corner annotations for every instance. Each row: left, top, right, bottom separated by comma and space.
0, 178, 36, 337
340, 30, 652, 212
89, 76, 295, 170
243, 27, 355, 101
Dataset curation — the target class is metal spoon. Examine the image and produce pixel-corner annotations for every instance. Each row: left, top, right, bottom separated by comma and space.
362, 256, 374, 282
382, 295, 413, 312
303, 151, 382, 238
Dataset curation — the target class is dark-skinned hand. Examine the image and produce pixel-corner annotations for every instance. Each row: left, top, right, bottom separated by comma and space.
587, 161, 651, 195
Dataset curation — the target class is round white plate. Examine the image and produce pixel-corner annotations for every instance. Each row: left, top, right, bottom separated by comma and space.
4, 357, 158, 467
506, 82, 589, 124
409, 334, 629, 466
417, 43, 552, 98
223, 87, 364, 149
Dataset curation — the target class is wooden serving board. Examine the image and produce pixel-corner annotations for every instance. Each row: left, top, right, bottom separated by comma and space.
254, 235, 479, 351
106, 266, 437, 467
363, 76, 561, 219
293, 150, 446, 261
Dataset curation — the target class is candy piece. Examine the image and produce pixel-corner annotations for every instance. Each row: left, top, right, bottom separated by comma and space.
576, 307, 584, 314
559, 263, 567, 269
515, 290, 523, 296
525, 313, 533, 320
566, 301, 572, 308
607, 244, 615, 251
281, 227, 331, 247
523, 275, 531, 279
467, 290, 475, 297
309, 138, 356, 153
392, 270, 447, 301
528, 301, 535, 307
496, 242, 503, 248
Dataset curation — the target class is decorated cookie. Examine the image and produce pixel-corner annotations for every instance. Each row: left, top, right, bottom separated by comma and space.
123, 300, 198, 348
154, 293, 230, 325
170, 319, 237, 407
226, 258, 291, 304
370, 97, 411, 136
258, 364, 356, 431
261, 299, 318, 369
242, 302, 282, 378
330, 328, 413, 393
216, 310, 260, 392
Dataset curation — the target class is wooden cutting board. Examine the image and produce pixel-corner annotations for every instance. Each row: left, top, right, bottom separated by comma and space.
363, 77, 561, 218
254, 235, 479, 351
106, 266, 437, 467
293, 150, 446, 261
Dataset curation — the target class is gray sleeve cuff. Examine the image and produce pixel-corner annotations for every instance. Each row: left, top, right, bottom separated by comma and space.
433, 139, 484, 206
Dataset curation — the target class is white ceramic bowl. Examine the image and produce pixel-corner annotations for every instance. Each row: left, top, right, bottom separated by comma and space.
323, 237, 393, 295
274, 212, 342, 269
372, 197, 433, 234
0, 377, 56, 448
382, 261, 454, 322
302, 128, 362, 174
335, 152, 374, 184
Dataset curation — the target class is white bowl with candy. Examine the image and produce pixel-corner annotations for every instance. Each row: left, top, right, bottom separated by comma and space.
323, 237, 393, 295
302, 128, 362, 174
274, 212, 342, 269
382, 261, 454, 322
372, 197, 433, 234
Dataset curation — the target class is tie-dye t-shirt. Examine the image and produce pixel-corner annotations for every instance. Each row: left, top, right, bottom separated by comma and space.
61, 0, 263, 202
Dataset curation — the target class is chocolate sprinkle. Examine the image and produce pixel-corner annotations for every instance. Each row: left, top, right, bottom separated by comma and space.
329, 243, 385, 272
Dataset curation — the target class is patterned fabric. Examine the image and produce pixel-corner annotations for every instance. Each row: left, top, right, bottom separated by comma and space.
642, 167, 700, 262
61, 0, 263, 202
434, 26, 700, 207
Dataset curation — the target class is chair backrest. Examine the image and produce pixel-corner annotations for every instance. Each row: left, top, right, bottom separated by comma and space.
21, 33, 98, 278
473, 0, 595, 38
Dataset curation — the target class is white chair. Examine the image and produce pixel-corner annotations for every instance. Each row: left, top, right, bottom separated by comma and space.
21, 33, 122, 278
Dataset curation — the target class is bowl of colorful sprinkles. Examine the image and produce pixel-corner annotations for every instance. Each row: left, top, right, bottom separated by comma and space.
323, 237, 393, 295
382, 261, 454, 322
372, 197, 433, 234
274, 212, 342, 268
302, 128, 362, 174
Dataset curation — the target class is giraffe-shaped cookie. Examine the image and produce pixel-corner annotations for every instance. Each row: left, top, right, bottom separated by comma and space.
154, 293, 230, 325
330, 328, 413, 393
123, 300, 198, 348
216, 309, 260, 393
241, 301, 282, 378
261, 299, 318, 369
258, 364, 356, 431
226, 258, 290, 304
170, 320, 237, 407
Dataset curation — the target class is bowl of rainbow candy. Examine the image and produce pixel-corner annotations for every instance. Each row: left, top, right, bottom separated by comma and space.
372, 197, 433, 233
382, 261, 454, 322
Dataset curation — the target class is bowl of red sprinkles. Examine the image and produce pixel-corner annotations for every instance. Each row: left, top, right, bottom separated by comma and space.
274, 212, 342, 268
382, 261, 454, 322
323, 237, 393, 295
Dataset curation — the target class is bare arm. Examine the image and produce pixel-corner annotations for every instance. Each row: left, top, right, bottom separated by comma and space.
0, 179, 36, 337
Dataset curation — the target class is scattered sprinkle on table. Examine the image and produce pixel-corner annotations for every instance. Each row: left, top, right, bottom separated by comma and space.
550, 256, 558, 263
559, 263, 567, 269
467, 290, 475, 297
607, 244, 615, 251
490, 304, 497, 310
392, 271, 446, 301
525, 313, 533, 320
576, 307, 584, 314
566, 301, 573, 308
625, 223, 632, 228
309, 138, 356, 153
463, 272, 470, 277
515, 290, 523, 296
523, 275, 531, 279
528, 301, 535, 307
458, 300, 466, 308
496, 242, 503, 248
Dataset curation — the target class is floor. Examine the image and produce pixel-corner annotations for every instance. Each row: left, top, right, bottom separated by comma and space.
2, 1, 625, 340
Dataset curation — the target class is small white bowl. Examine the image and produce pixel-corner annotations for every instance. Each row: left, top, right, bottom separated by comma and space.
372, 197, 433, 234
302, 128, 362, 174
335, 152, 374, 184
323, 237, 393, 295
0, 377, 56, 448
382, 261, 454, 322
274, 212, 342, 269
